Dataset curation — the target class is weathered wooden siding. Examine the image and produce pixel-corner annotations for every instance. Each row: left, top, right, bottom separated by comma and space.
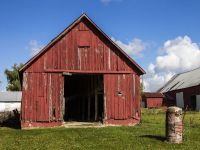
145, 98, 163, 108
21, 17, 142, 127
25, 19, 133, 73
104, 74, 141, 124
21, 73, 64, 125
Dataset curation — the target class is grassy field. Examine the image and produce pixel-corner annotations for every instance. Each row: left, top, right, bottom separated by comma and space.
0, 109, 200, 150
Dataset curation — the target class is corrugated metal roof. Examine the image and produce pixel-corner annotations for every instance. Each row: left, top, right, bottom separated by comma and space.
159, 67, 200, 93
0, 92, 22, 102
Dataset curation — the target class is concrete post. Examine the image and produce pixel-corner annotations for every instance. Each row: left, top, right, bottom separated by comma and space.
166, 106, 183, 143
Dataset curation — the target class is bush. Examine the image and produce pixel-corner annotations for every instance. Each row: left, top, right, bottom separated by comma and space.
0, 109, 20, 128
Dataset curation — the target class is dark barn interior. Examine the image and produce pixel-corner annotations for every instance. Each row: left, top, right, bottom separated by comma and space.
64, 74, 104, 122
190, 95, 196, 110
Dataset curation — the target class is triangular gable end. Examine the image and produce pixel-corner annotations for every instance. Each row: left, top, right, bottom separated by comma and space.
19, 13, 145, 75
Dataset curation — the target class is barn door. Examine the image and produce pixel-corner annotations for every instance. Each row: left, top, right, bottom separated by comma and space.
35, 73, 49, 122
176, 92, 184, 108
190, 95, 196, 110
104, 74, 129, 120
116, 75, 126, 119
196, 95, 200, 111
47, 73, 64, 121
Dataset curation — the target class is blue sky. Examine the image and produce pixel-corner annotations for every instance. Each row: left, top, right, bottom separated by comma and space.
1, 0, 200, 91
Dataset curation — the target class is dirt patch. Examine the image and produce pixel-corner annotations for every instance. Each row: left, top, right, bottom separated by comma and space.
63, 121, 105, 128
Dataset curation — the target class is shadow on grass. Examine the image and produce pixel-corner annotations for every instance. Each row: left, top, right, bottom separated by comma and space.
140, 135, 166, 142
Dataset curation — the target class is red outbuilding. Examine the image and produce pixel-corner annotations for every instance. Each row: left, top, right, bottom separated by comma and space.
159, 67, 200, 111
19, 14, 145, 128
142, 92, 164, 108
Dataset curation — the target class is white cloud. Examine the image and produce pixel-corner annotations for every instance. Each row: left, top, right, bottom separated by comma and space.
112, 37, 146, 57
143, 70, 174, 92
29, 40, 44, 56
144, 36, 200, 92
100, 0, 123, 4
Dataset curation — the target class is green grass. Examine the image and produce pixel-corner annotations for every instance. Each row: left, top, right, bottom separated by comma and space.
1, 109, 200, 150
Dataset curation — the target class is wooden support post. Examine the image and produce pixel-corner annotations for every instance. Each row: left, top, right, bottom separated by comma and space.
95, 89, 98, 121
82, 97, 85, 121
88, 96, 91, 121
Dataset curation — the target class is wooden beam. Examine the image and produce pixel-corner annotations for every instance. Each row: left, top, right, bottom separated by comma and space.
95, 89, 98, 121
87, 96, 90, 121
44, 69, 134, 74
82, 97, 85, 120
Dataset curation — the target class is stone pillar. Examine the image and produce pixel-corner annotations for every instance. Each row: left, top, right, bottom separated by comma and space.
166, 106, 183, 143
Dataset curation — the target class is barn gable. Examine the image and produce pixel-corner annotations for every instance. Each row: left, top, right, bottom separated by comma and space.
19, 14, 145, 75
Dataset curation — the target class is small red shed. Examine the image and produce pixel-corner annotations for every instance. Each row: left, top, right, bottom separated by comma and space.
19, 14, 145, 128
142, 92, 164, 108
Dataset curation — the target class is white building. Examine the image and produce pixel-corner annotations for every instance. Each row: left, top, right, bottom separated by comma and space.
0, 92, 21, 112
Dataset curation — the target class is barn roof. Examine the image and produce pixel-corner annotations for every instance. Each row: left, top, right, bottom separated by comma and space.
0, 92, 22, 102
143, 92, 164, 98
19, 14, 145, 75
158, 67, 200, 93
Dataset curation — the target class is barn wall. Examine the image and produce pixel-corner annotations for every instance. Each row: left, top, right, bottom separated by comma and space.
164, 85, 200, 108
145, 98, 163, 108
104, 74, 141, 125
22, 72, 141, 126
21, 72, 64, 127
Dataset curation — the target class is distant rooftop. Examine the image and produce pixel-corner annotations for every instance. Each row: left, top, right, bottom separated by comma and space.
159, 67, 200, 93
143, 92, 164, 98
0, 92, 22, 102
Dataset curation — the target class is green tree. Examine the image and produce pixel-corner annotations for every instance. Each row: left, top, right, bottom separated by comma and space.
4, 63, 23, 91
140, 82, 144, 96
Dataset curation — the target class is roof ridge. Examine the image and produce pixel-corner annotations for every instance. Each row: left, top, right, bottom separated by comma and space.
157, 74, 179, 92
178, 66, 200, 75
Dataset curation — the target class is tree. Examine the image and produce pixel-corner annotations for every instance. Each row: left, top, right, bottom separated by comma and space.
4, 63, 23, 91
140, 82, 144, 96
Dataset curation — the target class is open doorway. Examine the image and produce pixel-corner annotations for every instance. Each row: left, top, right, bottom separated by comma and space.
190, 95, 196, 110
176, 92, 184, 108
63, 74, 104, 122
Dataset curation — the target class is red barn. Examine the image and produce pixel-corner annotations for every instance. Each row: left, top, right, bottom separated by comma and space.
159, 67, 200, 111
142, 92, 164, 108
19, 14, 145, 128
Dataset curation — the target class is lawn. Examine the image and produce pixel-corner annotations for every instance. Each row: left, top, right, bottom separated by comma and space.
0, 109, 200, 150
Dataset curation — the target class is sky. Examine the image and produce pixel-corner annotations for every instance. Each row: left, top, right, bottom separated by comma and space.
0, 0, 200, 92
